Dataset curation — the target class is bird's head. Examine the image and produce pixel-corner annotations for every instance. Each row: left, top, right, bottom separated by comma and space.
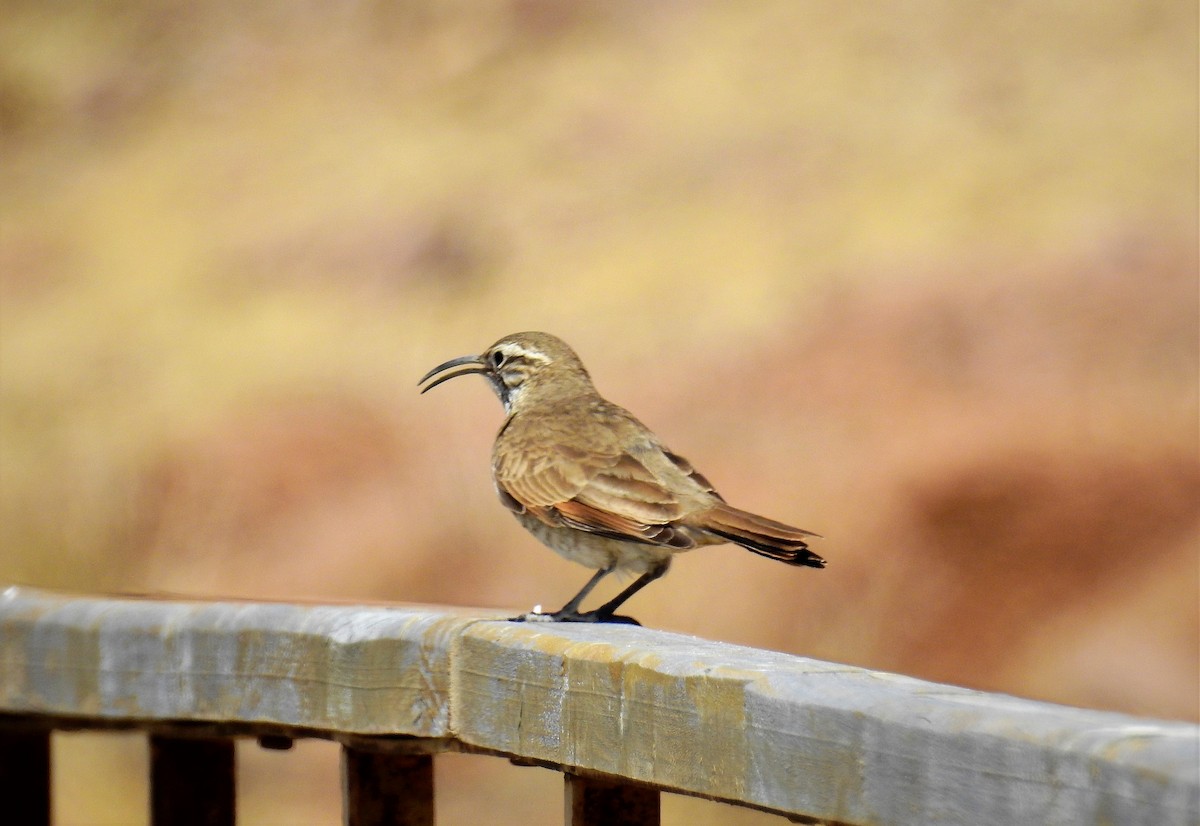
419, 331, 594, 413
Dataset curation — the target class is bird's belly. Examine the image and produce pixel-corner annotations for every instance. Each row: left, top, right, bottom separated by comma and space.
513, 512, 673, 574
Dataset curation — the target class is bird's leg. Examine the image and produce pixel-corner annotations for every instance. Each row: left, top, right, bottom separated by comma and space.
510, 561, 669, 626
509, 565, 613, 623
553, 565, 614, 618
588, 560, 670, 625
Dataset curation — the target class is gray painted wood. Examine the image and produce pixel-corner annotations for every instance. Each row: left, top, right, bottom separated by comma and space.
1, 586, 1196, 826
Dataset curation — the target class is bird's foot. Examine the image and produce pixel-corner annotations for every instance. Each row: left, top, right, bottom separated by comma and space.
508, 611, 556, 623
508, 608, 641, 626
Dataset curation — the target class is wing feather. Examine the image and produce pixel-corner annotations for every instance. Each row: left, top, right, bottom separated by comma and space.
494, 422, 710, 546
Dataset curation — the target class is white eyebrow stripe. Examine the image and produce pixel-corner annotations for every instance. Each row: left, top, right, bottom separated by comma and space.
506, 346, 551, 364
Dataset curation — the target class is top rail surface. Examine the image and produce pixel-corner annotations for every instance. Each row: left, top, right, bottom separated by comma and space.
0, 586, 1196, 826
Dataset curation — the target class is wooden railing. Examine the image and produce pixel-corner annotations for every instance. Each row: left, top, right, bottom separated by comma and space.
1, 586, 1196, 825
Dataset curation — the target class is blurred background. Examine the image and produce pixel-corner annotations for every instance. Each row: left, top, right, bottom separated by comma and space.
2, 1, 1196, 824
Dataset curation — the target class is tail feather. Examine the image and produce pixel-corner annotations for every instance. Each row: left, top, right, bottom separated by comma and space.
700, 503, 825, 568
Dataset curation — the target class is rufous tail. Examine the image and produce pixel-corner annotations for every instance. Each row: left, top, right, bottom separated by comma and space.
700, 503, 825, 568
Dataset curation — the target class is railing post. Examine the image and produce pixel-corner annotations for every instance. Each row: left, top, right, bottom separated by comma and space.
150, 735, 235, 826
565, 773, 660, 826
341, 746, 434, 826
0, 728, 51, 826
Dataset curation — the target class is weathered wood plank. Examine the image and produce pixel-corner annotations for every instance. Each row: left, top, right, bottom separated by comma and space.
452, 621, 1200, 826
1, 586, 1197, 826
0, 586, 484, 736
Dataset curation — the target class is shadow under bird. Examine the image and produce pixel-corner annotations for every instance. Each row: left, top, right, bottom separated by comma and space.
419, 331, 824, 625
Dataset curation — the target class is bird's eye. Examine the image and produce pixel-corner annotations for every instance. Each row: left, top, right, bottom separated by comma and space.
490, 350, 506, 368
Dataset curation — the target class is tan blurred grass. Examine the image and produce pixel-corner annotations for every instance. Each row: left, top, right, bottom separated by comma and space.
2, 2, 1196, 824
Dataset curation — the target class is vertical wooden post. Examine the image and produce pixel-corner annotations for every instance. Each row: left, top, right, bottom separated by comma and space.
150, 735, 235, 826
0, 728, 51, 826
341, 746, 433, 826
565, 773, 660, 826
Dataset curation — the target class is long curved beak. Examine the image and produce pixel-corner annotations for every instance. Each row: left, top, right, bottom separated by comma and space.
418, 354, 489, 394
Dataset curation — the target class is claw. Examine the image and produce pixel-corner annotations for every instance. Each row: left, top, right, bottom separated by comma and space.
506, 609, 641, 626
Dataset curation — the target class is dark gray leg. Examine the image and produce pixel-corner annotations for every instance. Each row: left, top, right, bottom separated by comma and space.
509, 565, 614, 622
591, 561, 670, 624
510, 560, 670, 626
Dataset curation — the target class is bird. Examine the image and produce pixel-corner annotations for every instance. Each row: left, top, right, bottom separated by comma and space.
419, 331, 824, 625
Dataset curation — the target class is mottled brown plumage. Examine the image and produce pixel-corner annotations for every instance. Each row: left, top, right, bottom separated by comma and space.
419, 331, 823, 624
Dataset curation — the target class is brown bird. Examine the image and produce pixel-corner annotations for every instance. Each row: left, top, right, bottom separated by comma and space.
419, 331, 824, 624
